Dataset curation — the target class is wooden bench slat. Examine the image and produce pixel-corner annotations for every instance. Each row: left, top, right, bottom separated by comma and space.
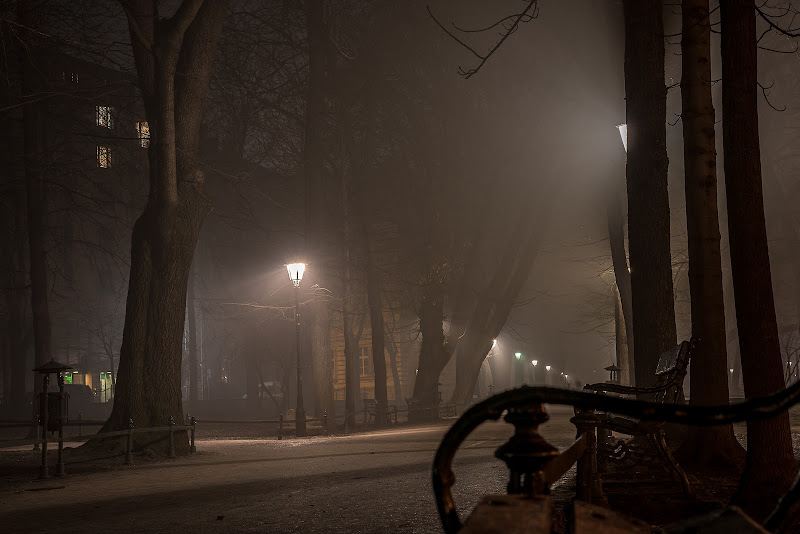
462, 494, 553, 534
543, 433, 587, 485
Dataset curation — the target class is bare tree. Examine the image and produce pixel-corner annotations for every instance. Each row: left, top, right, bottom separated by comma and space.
103, 0, 230, 454
676, 0, 744, 464
720, 0, 796, 518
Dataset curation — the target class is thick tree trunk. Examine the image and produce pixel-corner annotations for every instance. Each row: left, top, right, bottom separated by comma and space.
102, 0, 229, 455
412, 288, 448, 412
677, 0, 743, 464
720, 0, 796, 518
623, 0, 677, 387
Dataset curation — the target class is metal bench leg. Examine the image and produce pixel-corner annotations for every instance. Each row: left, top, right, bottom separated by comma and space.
651, 431, 691, 495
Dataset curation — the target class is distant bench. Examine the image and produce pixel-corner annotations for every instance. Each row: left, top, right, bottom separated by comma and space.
363, 398, 397, 425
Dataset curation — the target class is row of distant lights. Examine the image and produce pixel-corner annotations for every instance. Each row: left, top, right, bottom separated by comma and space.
493, 339, 567, 380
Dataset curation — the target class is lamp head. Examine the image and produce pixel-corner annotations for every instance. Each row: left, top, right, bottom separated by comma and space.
545, 365, 551, 371
286, 263, 306, 287
515, 352, 521, 360
532, 360, 538, 366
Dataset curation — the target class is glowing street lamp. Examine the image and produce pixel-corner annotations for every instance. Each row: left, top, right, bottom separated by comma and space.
515, 352, 522, 360
531, 359, 538, 384
545, 365, 551, 386
616, 123, 628, 153
286, 262, 307, 437
492, 339, 497, 349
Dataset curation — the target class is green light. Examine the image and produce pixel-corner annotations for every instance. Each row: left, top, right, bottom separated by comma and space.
515, 352, 522, 359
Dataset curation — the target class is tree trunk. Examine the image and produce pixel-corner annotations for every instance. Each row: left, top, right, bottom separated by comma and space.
614, 287, 631, 385
720, 0, 796, 518
676, 0, 744, 465
365, 226, 388, 424
607, 173, 634, 382
384, 325, 403, 401
303, 0, 334, 422
412, 287, 448, 412
187, 264, 199, 403
19, 0, 52, 383
623, 0, 677, 387
102, 0, 229, 455
6, 185, 28, 413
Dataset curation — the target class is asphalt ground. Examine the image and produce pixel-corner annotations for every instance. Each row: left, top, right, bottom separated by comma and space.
0, 407, 580, 534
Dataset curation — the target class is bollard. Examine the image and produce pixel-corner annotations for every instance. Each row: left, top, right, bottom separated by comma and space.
323, 411, 328, 435
168, 416, 177, 459
190, 416, 197, 453
278, 412, 283, 440
78, 412, 83, 440
124, 418, 134, 465
363, 406, 368, 429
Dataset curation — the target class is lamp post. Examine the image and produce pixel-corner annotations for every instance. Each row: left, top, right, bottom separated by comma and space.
531, 359, 538, 384
545, 365, 551, 386
286, 262, 306, 437
514, 352, 522, 386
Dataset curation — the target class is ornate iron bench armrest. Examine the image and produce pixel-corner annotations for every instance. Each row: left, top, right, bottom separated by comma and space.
582, 381, 678, 396
434, 382, 800, 533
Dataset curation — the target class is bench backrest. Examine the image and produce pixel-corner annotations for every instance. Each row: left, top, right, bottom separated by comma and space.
652, 338, 696, 404
363, 398, 377, 411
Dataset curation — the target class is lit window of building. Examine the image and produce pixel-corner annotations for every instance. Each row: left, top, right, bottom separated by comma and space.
136, 121, 150, 148
359, 346, 373, 377
97, 146, 112, 168
96, 106, 113, 128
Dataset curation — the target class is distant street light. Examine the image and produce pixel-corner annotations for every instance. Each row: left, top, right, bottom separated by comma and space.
616, 123, 628, 153
531, 359, 538, 384
286, 262, 307, 437
515, 352, 522, 360
545, 365, 551, 386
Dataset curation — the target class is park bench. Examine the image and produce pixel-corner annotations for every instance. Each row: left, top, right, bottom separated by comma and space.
363, 398, 398, 425
582, 338, 696, 495
431, 378, 800, 533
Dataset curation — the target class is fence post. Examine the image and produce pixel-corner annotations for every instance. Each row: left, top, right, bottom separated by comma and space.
323, 411, 328, 435
278, 412, 283, 440
571, 409, 605, 505
124, 418, 134, 465
190, 416, 197, 453
168, 416, 176, 459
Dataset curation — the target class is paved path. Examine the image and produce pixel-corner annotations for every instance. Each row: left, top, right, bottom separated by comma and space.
0, 409, 580, 533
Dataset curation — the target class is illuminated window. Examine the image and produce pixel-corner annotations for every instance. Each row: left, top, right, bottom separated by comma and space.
97, 146, 112, 168
96, 106, 113, 128
62, 71, 79, 84
359, 346, 372, 377
136, 121, 150, 148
